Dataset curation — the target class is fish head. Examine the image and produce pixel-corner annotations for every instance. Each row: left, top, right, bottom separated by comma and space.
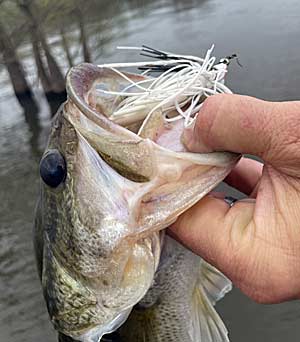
38, 101, 162, 340
35, 63, 239, 341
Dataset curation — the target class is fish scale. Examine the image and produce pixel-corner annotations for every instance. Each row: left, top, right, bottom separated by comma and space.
34, 51, 238, 341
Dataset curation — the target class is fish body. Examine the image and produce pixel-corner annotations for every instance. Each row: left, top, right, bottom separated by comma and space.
34, 61, 238, 341
118, 236, 232, 342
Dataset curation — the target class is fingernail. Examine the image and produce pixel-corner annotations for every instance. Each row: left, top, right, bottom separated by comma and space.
181, 120, 212, 153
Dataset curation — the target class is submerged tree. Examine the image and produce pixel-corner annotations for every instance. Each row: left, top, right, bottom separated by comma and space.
17, 0, 66, 114
0, 20, 38, 111
0, 0, 125, 115
18, 0, 65, 90
60, 27, 74, 68
74, 7, 92, 63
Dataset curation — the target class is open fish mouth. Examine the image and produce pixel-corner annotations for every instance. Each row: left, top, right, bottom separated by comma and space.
65, 59, 239, 241
38, 46, 240, 341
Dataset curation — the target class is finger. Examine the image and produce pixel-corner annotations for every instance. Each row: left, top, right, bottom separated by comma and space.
224, 157, 263, 196
168, 196, 270, 301
183, 94, 300, 175
169, 196, 254, 281
169, 184, 300, 303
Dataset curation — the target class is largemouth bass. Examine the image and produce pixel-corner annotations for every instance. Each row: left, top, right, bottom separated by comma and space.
34, 59, 238, 341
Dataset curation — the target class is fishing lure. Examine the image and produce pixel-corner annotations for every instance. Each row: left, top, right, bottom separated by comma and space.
96, 45, 238, 129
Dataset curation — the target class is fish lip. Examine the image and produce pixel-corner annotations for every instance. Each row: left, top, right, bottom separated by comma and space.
65, 63, 144, 139
65, 64, 241, 169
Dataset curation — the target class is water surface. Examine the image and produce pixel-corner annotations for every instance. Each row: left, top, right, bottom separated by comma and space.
1, 0, 300, 341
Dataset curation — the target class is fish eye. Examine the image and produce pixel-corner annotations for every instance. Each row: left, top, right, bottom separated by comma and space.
40, 149, 67, 188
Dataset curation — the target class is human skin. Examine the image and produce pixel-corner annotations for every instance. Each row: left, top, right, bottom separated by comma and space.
169, 94, 300, 304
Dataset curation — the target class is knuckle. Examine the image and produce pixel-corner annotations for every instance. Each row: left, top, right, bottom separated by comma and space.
278, 113, 300, 147
268, 103, 300, 171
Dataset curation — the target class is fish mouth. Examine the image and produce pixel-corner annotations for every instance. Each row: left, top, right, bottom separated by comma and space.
62, 62, 240, 252
64, 101, 239, 239
53, 63, 240, 340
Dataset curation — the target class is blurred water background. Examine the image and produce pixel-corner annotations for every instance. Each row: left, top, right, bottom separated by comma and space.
1, 0, 300, 341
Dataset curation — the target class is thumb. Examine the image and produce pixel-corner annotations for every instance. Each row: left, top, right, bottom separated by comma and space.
183, 94, 300, 175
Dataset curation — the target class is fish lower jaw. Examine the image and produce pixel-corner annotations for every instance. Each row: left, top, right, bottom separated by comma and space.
73, 307, 132, 342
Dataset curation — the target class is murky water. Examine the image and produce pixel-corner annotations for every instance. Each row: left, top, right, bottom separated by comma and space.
1, 0, 300, 341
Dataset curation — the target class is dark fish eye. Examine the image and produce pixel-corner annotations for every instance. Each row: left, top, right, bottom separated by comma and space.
40, 149, 67, 188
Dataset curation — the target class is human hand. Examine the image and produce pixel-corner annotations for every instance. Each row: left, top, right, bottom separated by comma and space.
169, 94, 300, 303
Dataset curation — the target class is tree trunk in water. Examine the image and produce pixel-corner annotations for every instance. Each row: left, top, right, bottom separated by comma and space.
31, 37, 66, 114
60, 28, 73, 68
77, 13, 91, 62
19, 0, 66, 91
0, 21, 38, 111
39, 34, 66, 93
18, 0, 66, 114
31, 35, 52, 94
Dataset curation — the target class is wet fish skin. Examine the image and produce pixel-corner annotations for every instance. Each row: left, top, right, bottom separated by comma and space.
35, 107, 160, 338
117, 236, 232, 342
34, 63, 238, 341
